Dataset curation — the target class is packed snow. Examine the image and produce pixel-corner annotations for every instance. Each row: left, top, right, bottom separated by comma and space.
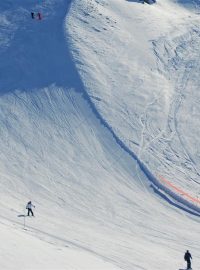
1, 0, 200, 269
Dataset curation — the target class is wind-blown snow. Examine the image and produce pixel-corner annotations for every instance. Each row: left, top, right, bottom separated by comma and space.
1, 0, 200, 269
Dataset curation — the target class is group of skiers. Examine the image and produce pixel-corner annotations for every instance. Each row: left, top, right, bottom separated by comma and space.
142, 0, 156, 4
31, 12, 42, 20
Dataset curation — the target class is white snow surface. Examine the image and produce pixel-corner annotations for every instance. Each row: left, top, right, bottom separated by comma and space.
67, 0, 200, 196
1, 0, 200, 269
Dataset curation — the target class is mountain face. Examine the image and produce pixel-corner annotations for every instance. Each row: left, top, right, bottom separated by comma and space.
0, 0, 200, 269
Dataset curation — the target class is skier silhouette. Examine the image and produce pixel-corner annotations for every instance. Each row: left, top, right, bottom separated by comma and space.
37, 12, 42, 20
26, 201, 35, 216
31, 12, 34, 19
184, 250, 192, 269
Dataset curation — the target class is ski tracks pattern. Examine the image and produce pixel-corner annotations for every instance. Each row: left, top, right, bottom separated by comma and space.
151, 25, 200, 194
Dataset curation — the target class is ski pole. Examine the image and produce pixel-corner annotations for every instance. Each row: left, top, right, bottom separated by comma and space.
24, 208, 26, 230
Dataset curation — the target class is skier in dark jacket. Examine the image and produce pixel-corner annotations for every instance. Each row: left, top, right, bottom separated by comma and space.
31, 12, 34, 19
184, 250, 192, 269
37, 12, 42, 20
26, 201, 35, 216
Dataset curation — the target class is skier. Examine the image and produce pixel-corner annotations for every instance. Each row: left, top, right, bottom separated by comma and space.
31, 12, 34, 19
37, 12, 42, 20
26, 201, 35, 216
184, 250, 192, 269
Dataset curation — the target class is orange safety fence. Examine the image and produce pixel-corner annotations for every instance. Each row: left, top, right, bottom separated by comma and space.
158, 175, 200, 205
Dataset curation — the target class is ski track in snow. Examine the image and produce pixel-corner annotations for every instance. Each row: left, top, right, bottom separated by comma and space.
153, 27, 200, 187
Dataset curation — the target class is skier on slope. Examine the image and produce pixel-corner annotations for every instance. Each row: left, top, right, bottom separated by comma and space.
26, 201, 35, 216
37, 12, 42, 20
184, 250, 192, 269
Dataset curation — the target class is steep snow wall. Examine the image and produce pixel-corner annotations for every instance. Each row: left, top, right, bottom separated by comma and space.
66, 0, 200, 207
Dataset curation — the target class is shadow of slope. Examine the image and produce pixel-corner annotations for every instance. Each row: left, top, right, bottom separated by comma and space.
126, 0, 144, 3
0, 0, 83, 95
150, 184, 200, 217
126, 0, 156, 3
175, 0, 200, 10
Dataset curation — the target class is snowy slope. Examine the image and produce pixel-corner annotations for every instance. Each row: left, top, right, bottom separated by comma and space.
67, 0, 200, 200
1, 0, 200, 270
0, 219, 121, 270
